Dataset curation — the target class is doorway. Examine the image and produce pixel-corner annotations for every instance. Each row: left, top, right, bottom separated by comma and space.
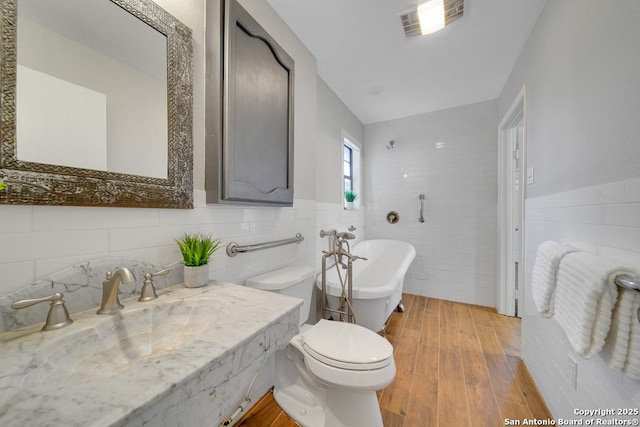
497, 87, 526, 317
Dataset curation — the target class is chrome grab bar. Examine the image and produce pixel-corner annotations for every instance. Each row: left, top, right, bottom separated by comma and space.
226, 233, 304, 257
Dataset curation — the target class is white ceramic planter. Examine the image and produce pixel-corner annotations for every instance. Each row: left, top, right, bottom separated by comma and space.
183, 264, 209, 288
345, 201, 354, 210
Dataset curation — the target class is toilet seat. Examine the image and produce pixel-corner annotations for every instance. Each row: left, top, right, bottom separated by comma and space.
301, 319, 393, 371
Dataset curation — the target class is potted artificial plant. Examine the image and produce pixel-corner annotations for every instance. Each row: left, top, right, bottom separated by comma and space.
175, 233, 221, 288
344, 191, 358, 210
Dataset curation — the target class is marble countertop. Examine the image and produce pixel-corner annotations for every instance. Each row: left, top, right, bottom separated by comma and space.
0, 282, 302, 427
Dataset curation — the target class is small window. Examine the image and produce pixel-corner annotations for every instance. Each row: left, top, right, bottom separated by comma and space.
343, 135, 360, 209
344, 145, 353, 193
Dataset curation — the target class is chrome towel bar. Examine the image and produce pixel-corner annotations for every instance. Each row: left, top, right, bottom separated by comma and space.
616, 275, 640, 322
616, 275, 640, 291
226, 233, 304, 257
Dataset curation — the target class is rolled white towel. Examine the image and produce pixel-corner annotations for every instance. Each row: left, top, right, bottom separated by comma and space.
554, 252, 628, 358
602, 287, 635, 370
531, 240, 576, 317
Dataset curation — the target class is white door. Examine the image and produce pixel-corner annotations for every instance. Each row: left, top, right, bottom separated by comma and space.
497, 87, 526, 317
511, 124, 524, 316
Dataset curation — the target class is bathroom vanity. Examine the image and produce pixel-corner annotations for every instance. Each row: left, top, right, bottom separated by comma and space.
0, 283, 301, 426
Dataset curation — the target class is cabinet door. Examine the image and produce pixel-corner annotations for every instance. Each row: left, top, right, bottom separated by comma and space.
222, 0, 294, 206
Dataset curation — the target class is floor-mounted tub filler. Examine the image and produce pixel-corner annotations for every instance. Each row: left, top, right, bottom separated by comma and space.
319, 239, 417, 332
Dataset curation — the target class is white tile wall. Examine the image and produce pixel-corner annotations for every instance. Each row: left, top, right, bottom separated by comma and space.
0, 192, 319, 295
524, 178, 640, 419
364, 100, 498, 307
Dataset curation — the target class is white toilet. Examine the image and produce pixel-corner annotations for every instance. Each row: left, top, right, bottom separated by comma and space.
246, 266, 395, 427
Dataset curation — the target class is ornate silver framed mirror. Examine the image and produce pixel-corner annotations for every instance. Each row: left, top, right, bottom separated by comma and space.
0, 0, 193, 208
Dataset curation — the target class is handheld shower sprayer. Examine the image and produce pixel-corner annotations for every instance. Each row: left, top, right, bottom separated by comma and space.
334, 231, 356, 269
337, 232, 355, 240
419, 194, 426, 223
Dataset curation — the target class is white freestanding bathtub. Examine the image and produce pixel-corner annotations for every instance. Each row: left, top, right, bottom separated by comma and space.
317, 239, 416, 332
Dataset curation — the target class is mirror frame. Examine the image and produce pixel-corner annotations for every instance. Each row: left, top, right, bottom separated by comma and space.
0, 0, 193, 208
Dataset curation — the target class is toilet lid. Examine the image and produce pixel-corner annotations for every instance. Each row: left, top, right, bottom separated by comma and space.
301, 319, 393, 370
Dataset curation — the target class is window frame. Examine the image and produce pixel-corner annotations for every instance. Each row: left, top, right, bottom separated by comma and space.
344, 144, 353, 194
342, 133, 361, 210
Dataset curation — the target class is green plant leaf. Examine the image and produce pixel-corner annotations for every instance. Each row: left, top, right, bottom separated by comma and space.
175, 233, 221, 266
344, 190, 358, 202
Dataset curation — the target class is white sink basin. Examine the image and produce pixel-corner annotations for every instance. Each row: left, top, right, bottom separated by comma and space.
19, 299, 219, 389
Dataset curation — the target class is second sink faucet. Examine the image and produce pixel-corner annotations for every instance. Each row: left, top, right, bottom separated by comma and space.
97, 267, 135, 315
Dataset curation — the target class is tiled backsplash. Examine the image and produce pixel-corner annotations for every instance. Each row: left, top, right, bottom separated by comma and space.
0, 192, 310, 295
0, 192, 362, 332
364, 100, 498, 306
524, 178, 640, 418
0, 257, 182, 333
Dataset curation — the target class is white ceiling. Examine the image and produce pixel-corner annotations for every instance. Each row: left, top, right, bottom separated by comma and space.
267, 0, 546, 124
20, 0, 166, 81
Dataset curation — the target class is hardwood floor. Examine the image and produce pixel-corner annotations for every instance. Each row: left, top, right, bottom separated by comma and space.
236, 294, 552, 427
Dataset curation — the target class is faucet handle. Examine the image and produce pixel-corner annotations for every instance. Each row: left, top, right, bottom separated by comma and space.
139, 269, 169, 302
151, 269, 170, 278
11, 292, 73, 331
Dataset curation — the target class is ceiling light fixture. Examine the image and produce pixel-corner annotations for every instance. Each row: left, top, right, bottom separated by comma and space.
399, 0, 464, 37
417, 0, 445, 35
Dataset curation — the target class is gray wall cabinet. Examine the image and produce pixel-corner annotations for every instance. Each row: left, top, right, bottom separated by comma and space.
205, 0, 295, 206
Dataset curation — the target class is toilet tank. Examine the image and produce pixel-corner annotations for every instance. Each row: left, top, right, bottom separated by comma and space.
245, 266, 315, 325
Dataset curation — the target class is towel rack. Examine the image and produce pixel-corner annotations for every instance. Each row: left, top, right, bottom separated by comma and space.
616, 275, 640, 322
616, 275, 640, 291
226, 233, 304, 257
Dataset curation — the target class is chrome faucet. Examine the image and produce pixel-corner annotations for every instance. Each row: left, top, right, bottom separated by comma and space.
336, 231, 355, 241
97, 268, 135, 315
319, 229, 337, 238
335, 232, 356, 269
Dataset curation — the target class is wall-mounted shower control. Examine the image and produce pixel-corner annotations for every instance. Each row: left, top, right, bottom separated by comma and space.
386, 211, 399, 224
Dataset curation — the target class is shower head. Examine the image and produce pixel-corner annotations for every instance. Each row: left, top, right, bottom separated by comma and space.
386, 140, 395, 150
